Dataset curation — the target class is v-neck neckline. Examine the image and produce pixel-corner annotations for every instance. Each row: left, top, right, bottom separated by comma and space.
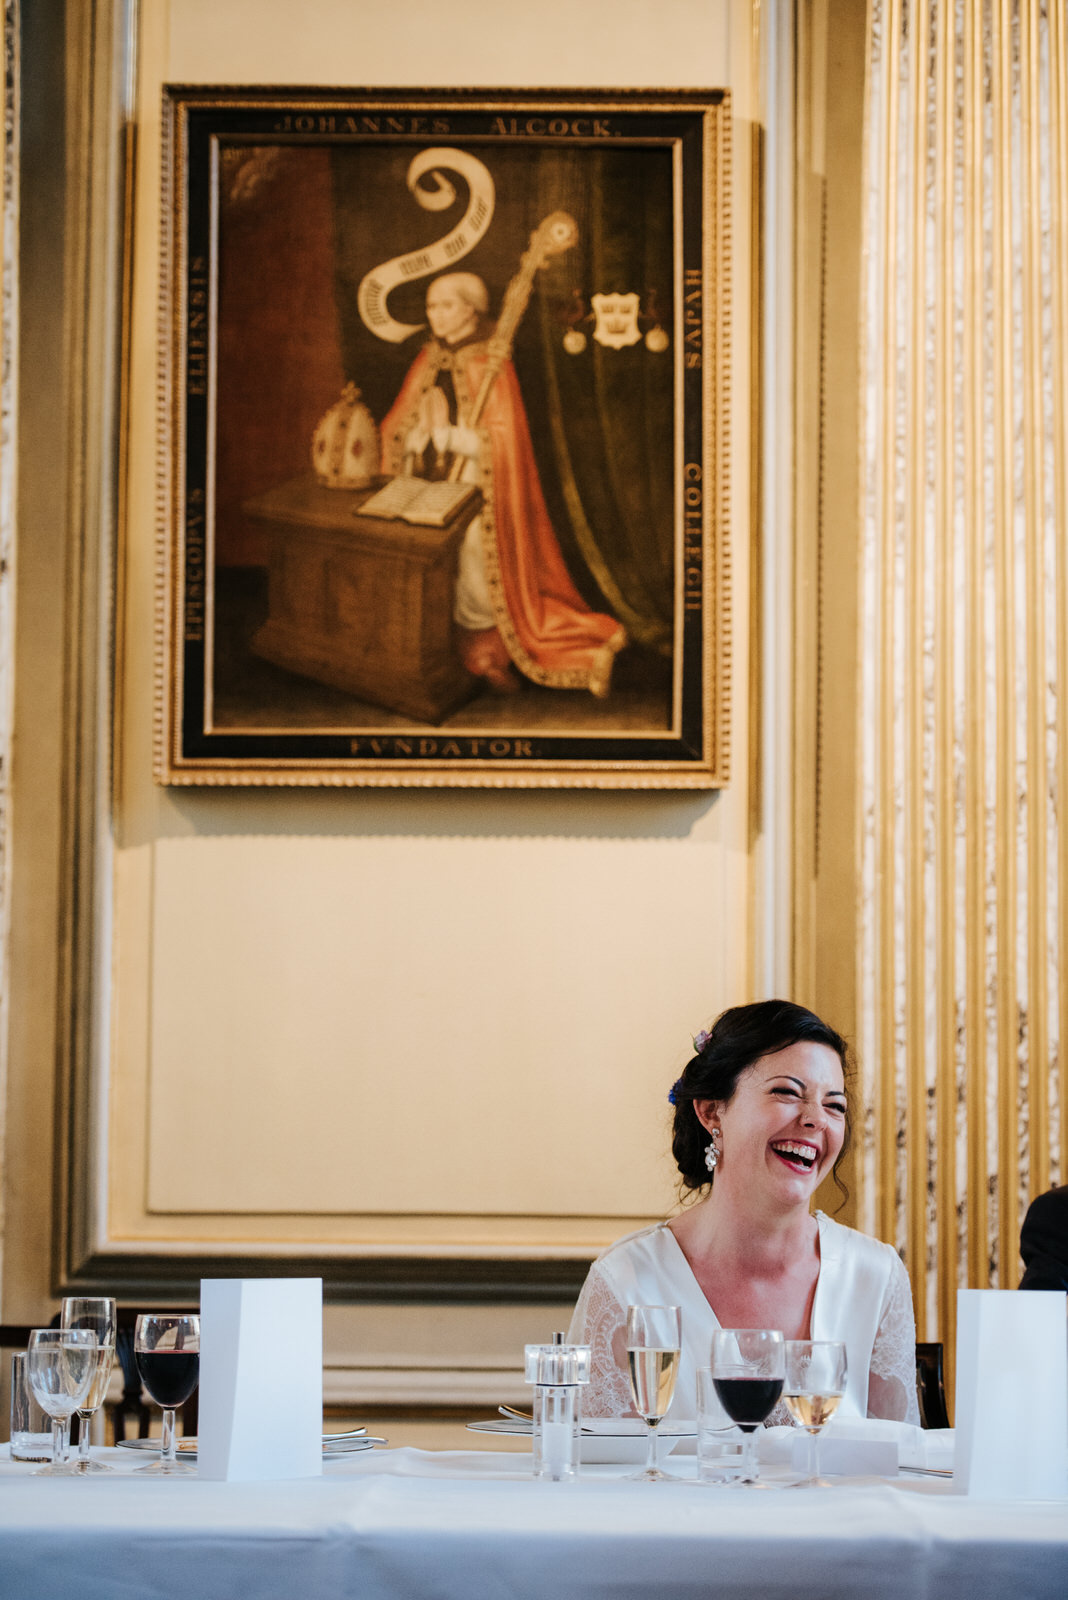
658, 1210, 831, 1336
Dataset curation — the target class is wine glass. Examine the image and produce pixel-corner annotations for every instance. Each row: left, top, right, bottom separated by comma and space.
133, 1313, 200, 1475
710, 1327, 785, 1487
784, 1339, 847, 1487
61, 1297, 118, 1474
25, 1328, 98, 1476
625, 1304, 682, 1482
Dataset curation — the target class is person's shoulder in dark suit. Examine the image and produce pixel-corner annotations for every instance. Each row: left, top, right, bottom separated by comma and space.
1019, 1185, 1068, 1291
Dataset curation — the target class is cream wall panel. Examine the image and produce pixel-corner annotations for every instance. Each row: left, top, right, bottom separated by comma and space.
145, 836, 727, 1217
165, 0, 731, 88
104, 0, 758, 1265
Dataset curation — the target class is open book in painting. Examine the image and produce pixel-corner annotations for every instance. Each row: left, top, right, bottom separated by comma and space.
355, 477, 481, 528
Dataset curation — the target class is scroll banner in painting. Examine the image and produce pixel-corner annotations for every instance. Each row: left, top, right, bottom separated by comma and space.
357, 149, 496, 343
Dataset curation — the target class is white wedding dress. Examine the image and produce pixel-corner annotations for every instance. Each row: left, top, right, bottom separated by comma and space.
567, 1212, 920, 1425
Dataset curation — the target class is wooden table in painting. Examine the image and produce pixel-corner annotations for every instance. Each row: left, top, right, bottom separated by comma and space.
244, 474, 477, 724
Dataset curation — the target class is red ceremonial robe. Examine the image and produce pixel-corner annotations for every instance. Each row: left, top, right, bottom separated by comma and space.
380, 339, 625, 695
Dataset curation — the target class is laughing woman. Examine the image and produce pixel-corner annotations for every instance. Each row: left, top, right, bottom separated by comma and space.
568, 1000, 920, 1424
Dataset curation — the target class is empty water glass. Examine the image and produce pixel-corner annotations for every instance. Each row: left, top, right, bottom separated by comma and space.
10, 1352, 52, 1462
25, 1328, 98, 1475
696, 1367, 743, 1483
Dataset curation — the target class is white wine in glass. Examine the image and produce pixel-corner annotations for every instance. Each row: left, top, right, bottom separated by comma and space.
625, 1305, 682, 1483
627, 1347, 681, 1420
783, 1393, 841, 1430
61, 1297, 118, 1474
783, 1339, 847, 1487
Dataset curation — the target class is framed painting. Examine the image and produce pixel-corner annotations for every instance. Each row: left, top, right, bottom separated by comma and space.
156, 87, 731, 787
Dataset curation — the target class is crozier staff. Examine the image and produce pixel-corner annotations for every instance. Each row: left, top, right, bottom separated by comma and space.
379, 271, 625, 698
568, 1000, 920, 1424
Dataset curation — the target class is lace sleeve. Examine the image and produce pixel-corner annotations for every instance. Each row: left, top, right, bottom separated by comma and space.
867, 1251, 921, 1424
567, 1262, 634, 1417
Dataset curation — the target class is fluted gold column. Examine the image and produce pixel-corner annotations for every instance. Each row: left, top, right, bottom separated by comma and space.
859, 0, 1068, 1345
1052, 0, 1068, 1204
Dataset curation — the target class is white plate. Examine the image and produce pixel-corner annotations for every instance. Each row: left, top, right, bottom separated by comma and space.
116, 1433, 383, 1461
467, 1418, 696, 1465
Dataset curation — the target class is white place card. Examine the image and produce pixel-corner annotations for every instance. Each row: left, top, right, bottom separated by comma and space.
197, 1277, 323, 1482
954, 1287, 1068, 1499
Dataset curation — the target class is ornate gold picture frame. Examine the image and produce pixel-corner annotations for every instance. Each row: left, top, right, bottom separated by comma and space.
157, 87, 731, 788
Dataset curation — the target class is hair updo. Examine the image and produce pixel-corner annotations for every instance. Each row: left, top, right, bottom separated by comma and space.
670, 999, 852, 1194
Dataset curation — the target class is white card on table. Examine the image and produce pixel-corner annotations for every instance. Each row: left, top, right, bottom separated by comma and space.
954, 1287, 1068, 1499
197, 1277, 323, 1482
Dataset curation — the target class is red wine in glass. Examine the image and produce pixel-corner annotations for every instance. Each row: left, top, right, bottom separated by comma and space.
709, 1328, 785, 1487
712, 1376, 784, 1429
135, 1350, 200, 1410
133, 1313, 200, 1475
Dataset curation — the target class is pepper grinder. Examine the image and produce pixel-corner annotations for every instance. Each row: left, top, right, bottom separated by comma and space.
524, 1333, 591, 1482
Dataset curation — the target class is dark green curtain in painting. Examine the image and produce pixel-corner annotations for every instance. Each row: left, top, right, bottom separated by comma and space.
330, 141, 676, 658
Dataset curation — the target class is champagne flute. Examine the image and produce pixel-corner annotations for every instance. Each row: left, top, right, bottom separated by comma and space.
625, 1304, 682, 1482
784, 1339, 847, 1487
133, 1313, 200, 1475
61, 1296, 118, 1474
25, 1328, 98, 1476
710, 1327, 785, 1487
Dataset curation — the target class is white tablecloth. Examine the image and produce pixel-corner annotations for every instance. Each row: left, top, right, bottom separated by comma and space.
1, 1445, 1066, 1600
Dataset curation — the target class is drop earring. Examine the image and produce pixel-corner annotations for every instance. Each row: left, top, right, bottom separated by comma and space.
704, 1130, 720, 1174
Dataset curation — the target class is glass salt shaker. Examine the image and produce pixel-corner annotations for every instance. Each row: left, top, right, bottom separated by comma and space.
524, 1333, 591, 1482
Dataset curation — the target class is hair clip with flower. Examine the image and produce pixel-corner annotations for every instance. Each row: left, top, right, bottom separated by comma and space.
692, 1027, 712, 1053
667, 1078, 684, 1106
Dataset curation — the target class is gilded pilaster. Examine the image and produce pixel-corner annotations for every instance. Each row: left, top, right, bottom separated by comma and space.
859, 0, 1067, 1342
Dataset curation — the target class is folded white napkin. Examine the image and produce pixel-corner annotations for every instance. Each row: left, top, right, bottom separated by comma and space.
754, 1419, 955, 1472
900, 1428, 954, 1471
826, 1418, 954, 1471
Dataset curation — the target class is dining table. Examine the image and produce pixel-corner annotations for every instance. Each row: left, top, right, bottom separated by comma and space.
1, 1440, 1066, 1600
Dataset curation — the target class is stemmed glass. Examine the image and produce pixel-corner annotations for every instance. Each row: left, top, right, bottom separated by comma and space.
133, 1314, 200, 1475
784, 1339, 847, 1487
61, 1297, 118, 1474
25, 1328, 98, 1476
625, 1304, 682, 1482
710, 1327, 785, 1487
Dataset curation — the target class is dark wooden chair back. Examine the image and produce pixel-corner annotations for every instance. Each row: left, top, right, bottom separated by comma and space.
915, 1341, 950, 1429
109, 1309, 200, 1441
0, 1324, 36, 1348
1, 1307, 199, 1443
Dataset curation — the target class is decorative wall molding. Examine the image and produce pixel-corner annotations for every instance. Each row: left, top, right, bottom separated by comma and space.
0, 0, 17, 1298
48, 0, 137, 1293
38, 0, 758, 1311
60, 1246, 589, 1305
322, 1362, 528, 1410
859, 0, 1068, 1346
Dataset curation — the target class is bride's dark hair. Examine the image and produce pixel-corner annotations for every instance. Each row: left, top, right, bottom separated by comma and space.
669, 999, 852, 1199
